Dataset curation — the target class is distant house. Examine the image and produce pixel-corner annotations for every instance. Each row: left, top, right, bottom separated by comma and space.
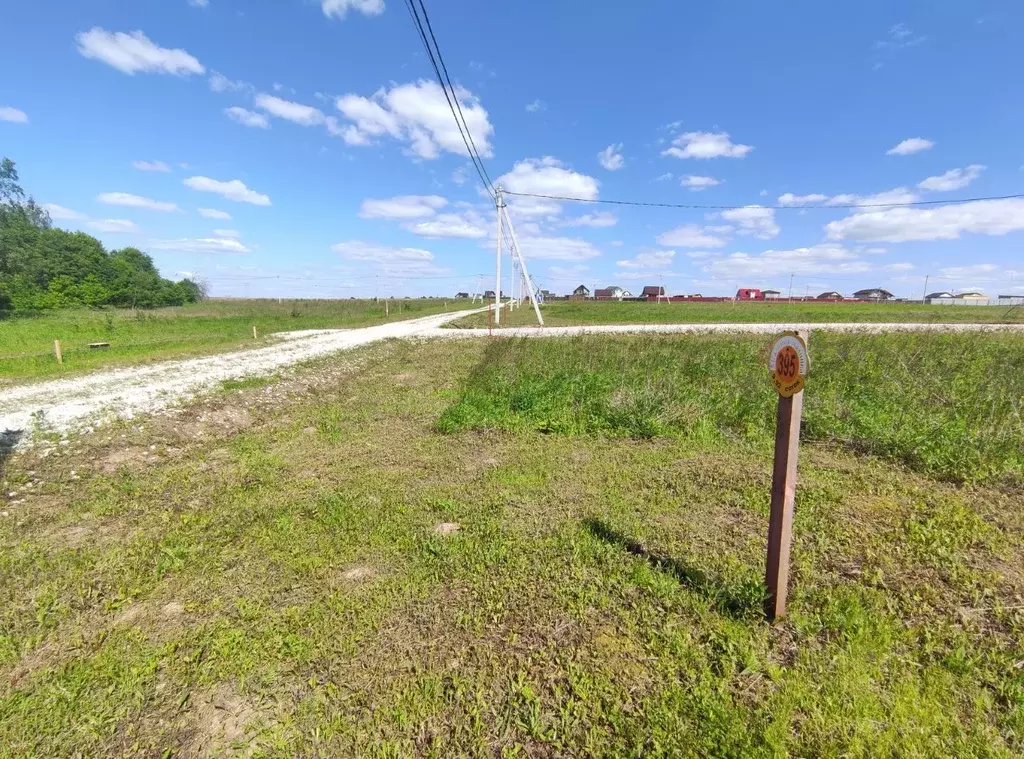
573, 284, 591, 298
595, 285, 632, 300
642, 285, 666, 299
540, 289, 554, 300
853, 288, 894, 301
455, 292, 469, 298
817, 291, 843, 300
957, 290, 988, 302
736, 288, 762, 300
925, 291, 954, 303
763, 289, 782, 300
998, 294, 1024, 305
484, 290, 504, 299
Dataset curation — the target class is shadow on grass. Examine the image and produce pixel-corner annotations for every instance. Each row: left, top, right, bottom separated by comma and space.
582, 517, 765, 619
0, 430, 22, 480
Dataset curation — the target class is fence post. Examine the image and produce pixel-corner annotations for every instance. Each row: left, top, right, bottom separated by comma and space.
53, 339, 63, 364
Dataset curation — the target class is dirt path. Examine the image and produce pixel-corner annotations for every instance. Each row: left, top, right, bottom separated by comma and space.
0, 309, 481, 440
4, 314, 1021, 441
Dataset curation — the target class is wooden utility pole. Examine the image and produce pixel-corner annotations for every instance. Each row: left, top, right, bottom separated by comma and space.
765, 331, 809, 622
53, 339, 63, 364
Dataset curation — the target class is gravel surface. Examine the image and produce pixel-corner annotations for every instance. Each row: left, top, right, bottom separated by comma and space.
4, 313, 1021, 442
0, 309, 480, 440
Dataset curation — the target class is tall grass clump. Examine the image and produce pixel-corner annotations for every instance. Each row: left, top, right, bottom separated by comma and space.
438, 332, 1024, 484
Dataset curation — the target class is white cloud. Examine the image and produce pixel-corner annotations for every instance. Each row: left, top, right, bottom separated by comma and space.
358, 195, 447, 220
184, 176, 271, 206
548, 264, 589, 278
321, 0, 384, 20
149, 237, 250, 254
224, 107, 270, 129
515, 235, 601, 262
133, 160, 170, 172
188, 0, 209, 7
779, 187, 918, 208
719, 205, 779, 239
332, 240, 434, 263
845, 187, 919, 207
918, 165, 985, 192
680, 175, 721, 191
657, 224, 729, 248
75, 28, 204, 76
887, 137, 934, 156
198, 208, 231, 220
825, 198, 1024, 242
451, 166, 468, 185
209, 72, 251, 93
877, 23, 926, 51
662, 131, 752, 160
617, 250, 675, 269
88, 219, 139, 233
598, 144, 625, 171
525, 99, 546, 113
883, 262, 914, 271
97, 192, 179, 212
42, 204, 87, 220
778, 192, 829, 207
336, 80, 494, 159
254, 93, 326, 127
938, 264, 1004, 281
703, 245, 870, 278
655, 172, 673, 181
406, 211, 488, 239
496, 156, 599, 216
0, 107, 28, 124
212, 228, 240, 238
563, 211, 618, 228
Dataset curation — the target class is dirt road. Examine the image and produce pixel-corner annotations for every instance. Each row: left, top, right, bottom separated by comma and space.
0, 309, 480, 440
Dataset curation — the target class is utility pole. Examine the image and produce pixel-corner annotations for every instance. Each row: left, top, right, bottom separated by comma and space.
788, 273, 794, 301
495, 187, 503, 325
500, 203, 545, 326
922, 274, 929, 303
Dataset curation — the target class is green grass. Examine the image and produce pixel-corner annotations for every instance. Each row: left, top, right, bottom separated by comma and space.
0, 335, 1022, 756
439, 333, 1024, 485
0, 297, 474, 383
447, 299, 1024, 328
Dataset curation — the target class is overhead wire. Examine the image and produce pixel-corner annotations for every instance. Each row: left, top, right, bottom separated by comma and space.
414, 0, 495, 193
501, 190, 1024, 211
402, 0, 494, 200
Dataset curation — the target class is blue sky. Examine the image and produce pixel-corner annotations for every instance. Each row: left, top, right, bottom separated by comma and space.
2, 0, 1023, 298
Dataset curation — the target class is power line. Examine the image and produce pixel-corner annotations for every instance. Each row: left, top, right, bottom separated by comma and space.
414, 0, 495, 193
502, 190, 1024, 211
402, 0, 494, 199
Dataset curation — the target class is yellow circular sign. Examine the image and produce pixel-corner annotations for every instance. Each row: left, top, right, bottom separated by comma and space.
768, 333, 809, 397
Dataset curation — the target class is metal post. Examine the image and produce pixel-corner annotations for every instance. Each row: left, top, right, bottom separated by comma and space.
495, 188, 503, 325
922, 275, 929, 303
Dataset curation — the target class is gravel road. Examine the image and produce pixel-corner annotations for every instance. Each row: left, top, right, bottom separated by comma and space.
4, 314, 1021, 441
0, 309, 480, 440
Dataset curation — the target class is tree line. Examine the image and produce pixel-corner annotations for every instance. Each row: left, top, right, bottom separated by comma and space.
0, 158, 202, 314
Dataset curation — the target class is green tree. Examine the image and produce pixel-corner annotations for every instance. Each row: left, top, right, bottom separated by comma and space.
0, 157, 199, 314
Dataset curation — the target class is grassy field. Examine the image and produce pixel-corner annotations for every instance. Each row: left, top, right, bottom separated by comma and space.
0, 333, 1022, 756
447, 299, 1024, 329
0, 298, 474, 384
